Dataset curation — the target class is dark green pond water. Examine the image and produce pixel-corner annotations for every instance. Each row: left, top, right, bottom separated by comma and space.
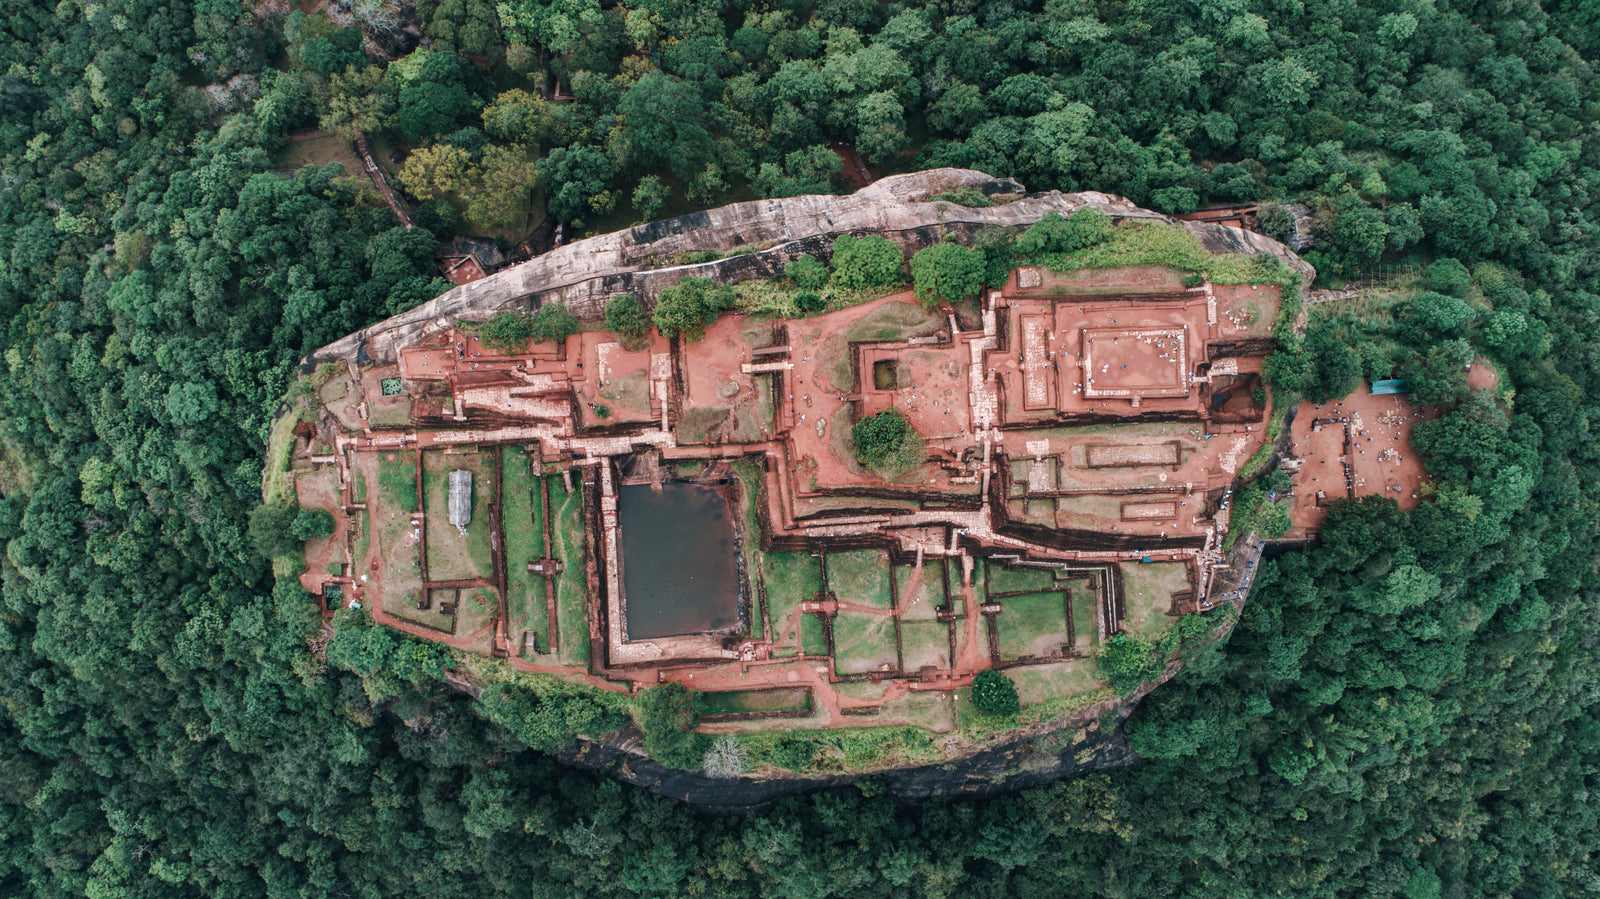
618, 483, 740, 639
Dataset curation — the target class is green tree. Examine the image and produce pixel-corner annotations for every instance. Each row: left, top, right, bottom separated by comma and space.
632, 175, 669, 223
248, 503, 302, 558
1016, 208, 1114, 256
970, 669, 1020, 716
319, 66, 397, 139
829, 234, 905, 291
539, 145, 613, 225
616, 70, 714, 180
1426, 258, 1471, 297
651, 277, 735, 341
851, 407, 923, 475
465, 145, 537, 231
478, 309, 537, 353
290, 508, 334, 541
635, 683, 704, 768
528, 302, 579, 344
395, 52, 473, 142
1100, 632, 1156, 692
604, 294, 651, 347
910, 242, 986, 308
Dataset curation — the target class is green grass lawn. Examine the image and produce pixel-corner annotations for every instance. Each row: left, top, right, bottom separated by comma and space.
353, 509, 372, 573
501, 447, 550, 655
832, 610, 898, 674
827, 549, 894, 608
899, 620, 952, 672
954, 660, 1111, 728
422, 450, 495, 581
377, 452, 418, 513
894, 560, 946, 621
550, 476, 590, 666
801, 612, 829, 656
762, 551, 822, 657
729, 460, 766, 637
700, 687, 812, 716
995, 591, 1072, 661
1119, 561, 1189, 641
985, 561, 1056, 597
1070, 584, 1100, 648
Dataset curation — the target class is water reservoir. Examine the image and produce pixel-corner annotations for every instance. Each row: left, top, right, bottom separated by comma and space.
618, 482, 740, 639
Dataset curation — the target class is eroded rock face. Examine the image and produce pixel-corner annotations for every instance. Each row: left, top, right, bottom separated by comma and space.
302, 168, 1311, 372
560, 709, 1140, 815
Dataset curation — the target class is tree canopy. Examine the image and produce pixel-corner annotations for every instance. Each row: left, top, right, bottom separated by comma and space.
651, 276, 735, 341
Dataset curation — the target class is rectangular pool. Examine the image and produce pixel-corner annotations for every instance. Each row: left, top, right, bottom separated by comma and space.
618, 483, 740, 639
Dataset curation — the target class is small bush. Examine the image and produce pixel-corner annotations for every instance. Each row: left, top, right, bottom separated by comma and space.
970, 669, 1020, 717
1426, 258, 1471, 297
785, 254, 829, 290
769, 738, 816, 770
794, 291, 825, 315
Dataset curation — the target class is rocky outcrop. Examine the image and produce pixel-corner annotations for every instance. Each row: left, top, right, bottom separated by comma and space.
561, 704, 1141, 815
301, 168, 1311, 372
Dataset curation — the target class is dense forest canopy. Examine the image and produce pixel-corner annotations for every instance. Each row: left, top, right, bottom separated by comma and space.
0, 0, 1598, 896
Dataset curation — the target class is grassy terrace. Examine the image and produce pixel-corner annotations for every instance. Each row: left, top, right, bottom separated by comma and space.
761, 550, 822, 658
832, 610, 897, 675
729, 460, 767, 638
550, 474, 589, 666
985, 561, 1055, 597
994, 591, 1071, 661
501, 447, 550, 655
701, 687, 812, 717
826, 549, 894, 609
422, 450, 495, 581
1034, 221, 1299, 287
1119, 560, 1189, 641
1071, 584, 1099, 648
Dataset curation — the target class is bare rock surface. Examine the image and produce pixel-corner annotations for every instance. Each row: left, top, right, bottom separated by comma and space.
303, 168, 1309, 372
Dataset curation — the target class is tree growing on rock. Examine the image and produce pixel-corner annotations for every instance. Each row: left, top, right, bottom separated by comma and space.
911, 242, 986, 308
1015, 208, 1114, 256
829, 234, 906, 291
635, 683, 705, 768
527, 302, 579, 345
605, 294, 651, 348
652, 277, 735, 342
478, 309, 536, 353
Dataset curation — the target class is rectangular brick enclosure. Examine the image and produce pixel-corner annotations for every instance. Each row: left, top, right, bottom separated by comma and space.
1085, 441, 1182, 468
1078, 327, 1191, 402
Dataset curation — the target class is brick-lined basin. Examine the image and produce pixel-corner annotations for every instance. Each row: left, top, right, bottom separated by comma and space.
618, 483, 740, 639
